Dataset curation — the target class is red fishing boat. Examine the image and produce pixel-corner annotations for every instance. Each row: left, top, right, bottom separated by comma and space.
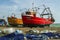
22, 6, 55, 27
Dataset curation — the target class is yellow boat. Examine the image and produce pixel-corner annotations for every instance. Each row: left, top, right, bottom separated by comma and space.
7, 16, 23, 26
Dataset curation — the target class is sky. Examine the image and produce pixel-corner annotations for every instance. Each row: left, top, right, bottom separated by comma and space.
0, 0, 60, 23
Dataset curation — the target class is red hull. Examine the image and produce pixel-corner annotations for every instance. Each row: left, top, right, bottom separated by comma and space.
22, 16, 53, 26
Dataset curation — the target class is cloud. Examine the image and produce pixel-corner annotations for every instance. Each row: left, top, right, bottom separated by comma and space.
0, 0, 17, 6
0, 0, 60, 23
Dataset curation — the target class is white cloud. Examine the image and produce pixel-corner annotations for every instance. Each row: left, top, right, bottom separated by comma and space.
0, 0, 60, 23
